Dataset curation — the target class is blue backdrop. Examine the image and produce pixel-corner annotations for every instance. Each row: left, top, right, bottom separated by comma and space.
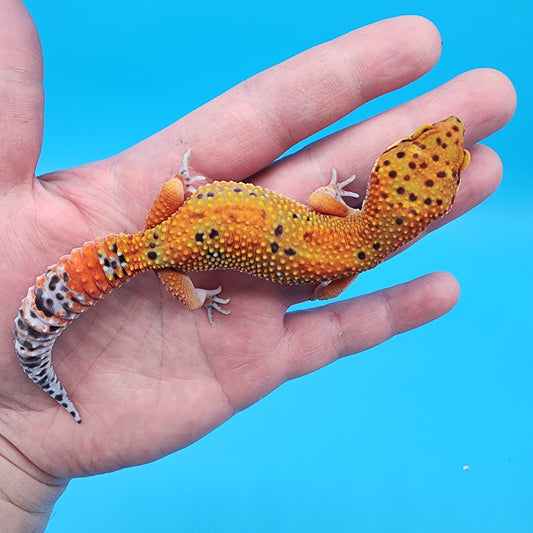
23, 1, 531, 531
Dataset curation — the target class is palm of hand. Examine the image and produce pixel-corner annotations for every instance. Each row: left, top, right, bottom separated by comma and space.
3, 159, 304, 477
0, 2, 515, 483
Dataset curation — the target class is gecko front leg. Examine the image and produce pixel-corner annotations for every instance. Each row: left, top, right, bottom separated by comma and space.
307, 169, 360, 299
307, 168, 360, 217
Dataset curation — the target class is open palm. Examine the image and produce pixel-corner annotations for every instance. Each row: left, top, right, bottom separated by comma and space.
0, 0, 515, 516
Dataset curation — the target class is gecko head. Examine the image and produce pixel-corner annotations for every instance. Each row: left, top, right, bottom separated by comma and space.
411, 116, 470, 178
357, 117, 471, 260
365, 116, 470, 222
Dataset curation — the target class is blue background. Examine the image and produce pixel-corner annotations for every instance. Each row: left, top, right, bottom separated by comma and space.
22, 1, 531, 531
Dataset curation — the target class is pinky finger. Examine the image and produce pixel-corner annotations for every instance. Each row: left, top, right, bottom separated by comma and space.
281, 271, 460, 380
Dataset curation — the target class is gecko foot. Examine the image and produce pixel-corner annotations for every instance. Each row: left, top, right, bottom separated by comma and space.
180, 149, 208, 193
196, 286, 231, 326
328, 168, 360, 202
307, 168, 360, 217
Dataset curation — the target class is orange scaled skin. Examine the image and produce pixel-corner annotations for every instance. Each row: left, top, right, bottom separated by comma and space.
123, 116, 470, 303
14, 117, 470, 422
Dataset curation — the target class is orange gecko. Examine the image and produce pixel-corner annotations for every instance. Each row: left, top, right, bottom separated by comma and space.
13, 117, 470, 423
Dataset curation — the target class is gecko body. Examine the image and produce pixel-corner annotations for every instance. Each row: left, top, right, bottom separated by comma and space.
14, 117, 470, 422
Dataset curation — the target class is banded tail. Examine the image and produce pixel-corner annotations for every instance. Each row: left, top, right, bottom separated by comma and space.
13, 236, 137, 422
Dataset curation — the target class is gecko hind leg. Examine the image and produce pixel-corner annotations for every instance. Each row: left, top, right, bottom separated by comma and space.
157, 270, 230, 326
179, 149, 207, 193
145, 151, 230, 324
145, 150, 207, 229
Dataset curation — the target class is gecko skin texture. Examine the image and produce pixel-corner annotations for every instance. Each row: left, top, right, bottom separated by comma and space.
14, 117, 470, 423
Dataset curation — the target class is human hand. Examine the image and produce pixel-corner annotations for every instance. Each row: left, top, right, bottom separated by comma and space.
0, 1, 515, 530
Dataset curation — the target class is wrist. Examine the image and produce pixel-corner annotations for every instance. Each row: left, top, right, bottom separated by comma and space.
0, 434, 67, 533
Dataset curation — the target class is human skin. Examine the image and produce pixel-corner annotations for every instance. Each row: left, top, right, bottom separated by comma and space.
0, 1, 516, 531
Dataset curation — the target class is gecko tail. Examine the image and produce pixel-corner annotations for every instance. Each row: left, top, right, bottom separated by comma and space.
13, 278, 85, 423
15, 344, 82, 423
13, 237, 135, 423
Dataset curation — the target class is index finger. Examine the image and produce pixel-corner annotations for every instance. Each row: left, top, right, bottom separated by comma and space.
114, 16, 442, 187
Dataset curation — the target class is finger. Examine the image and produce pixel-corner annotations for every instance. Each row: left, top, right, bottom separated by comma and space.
114, 16, 442, 185
256, 68, 516, 200
0, 0, 44, 189
281, 271, 460, 380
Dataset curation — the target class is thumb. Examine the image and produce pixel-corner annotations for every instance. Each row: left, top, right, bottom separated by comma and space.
0, 0, 44, 189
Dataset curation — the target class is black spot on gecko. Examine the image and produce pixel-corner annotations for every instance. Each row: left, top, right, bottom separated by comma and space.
395, 218, 404, 225
20, 338, 37, 351
396, 187, 405, 195
436, 171, 447, 178
357, 251, 366, 260
209, 229, 219, 239
409, 193, 418, 202
206, 191, 215, 198
153, 232, 159, 240
432, 155, 440, 162
409, 162, 416, 169
233, 186, 243, 193
20, 357, 43, 368
149, 242, 156, 248
292, 213, 299, 219
249, 191, 257, 197
17, 320, 47, 339
274, 224, 283, 238
34, 290, 54, 318
196, 193, 203, 199
195, 232, 204, 242
270, 242, 279, 254
284, 247, 297, 256
48, 274, 59, 291
36, 375, 49, 387
396, 151, 406, 158
147, 251, 158, 260
112, 243, 118, 254
373, 242, 381, 250
424, 198, 432, 205
388, 170, 397, 178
